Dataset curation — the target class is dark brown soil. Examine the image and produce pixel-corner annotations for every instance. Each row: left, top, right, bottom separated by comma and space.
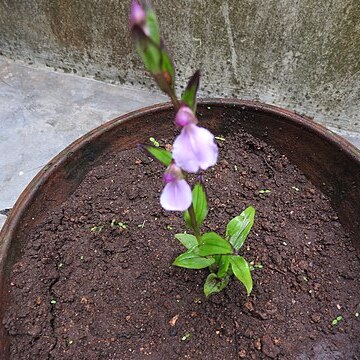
3, 128, 359, 360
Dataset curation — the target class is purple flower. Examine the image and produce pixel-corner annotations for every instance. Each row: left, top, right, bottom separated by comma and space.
130, 0, 146, 29
172, 106, 218, 173
160, 164, 192, 211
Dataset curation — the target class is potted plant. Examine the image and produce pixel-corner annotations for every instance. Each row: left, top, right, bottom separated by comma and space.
0, 1, 359, 359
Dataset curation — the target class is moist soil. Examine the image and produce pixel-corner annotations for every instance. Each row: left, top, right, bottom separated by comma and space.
3, 127, 359, 360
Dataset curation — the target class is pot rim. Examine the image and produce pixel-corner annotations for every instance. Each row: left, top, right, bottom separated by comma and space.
1, 98, 359, 271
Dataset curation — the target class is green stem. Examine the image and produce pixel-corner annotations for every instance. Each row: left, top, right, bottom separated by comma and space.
188, 205, 202, 245
169, 89, 180, 110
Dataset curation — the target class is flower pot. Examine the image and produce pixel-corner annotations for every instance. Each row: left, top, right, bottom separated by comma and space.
0, 99, 359, 359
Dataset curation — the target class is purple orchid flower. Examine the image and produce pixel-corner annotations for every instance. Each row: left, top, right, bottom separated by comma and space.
160, 163, 192, 211
172, 106, 218, 173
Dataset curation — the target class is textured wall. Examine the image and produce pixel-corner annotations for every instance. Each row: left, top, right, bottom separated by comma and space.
0, 0, 359, 131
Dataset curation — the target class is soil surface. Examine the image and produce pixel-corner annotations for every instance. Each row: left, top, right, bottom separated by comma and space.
3, 127, 360, 359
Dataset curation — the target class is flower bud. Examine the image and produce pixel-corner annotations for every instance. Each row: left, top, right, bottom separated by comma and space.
130, 0, 146, 28
175, 106, 198, 127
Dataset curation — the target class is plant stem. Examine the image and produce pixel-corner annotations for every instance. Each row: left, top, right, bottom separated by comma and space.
168, 91, 201, 244
188, 205, 202, 245
169, 90, 180, 111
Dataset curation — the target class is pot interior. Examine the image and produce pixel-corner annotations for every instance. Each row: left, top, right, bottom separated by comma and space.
0, 100, 359, 357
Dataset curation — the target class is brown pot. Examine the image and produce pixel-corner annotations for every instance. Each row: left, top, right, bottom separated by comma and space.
0, 99, 359, 357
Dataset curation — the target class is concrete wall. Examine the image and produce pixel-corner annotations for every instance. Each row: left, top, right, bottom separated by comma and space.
0, 0, 359, 132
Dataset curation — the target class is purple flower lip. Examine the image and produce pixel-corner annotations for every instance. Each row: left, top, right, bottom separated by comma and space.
175, 106, 198, 127
172, 124, 218, 173
160, 163, 191, 211
130, 0, 146, 27
160, 179, 192, 211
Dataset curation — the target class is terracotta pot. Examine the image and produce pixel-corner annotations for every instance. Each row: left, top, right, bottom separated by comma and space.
0, 99, 359, 357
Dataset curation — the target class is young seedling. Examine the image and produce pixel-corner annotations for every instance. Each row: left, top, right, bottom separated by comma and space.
331, 315, 343, 326
258, 189, 271, 194
130, 0, 256, 297
90, 225, 104, 233
138, 220, 146, 228
250, 263, 264, 271
111, 219, 127, 229
181, 332, 191, 341
149, 137, 160, 147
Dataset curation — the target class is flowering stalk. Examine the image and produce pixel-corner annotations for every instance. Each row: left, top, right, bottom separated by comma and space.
188, 204, 201, 243
130, 0, 256, 297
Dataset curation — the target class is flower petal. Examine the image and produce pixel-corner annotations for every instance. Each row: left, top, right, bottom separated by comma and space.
172, 124, 218, 173
160, 179, 192, 211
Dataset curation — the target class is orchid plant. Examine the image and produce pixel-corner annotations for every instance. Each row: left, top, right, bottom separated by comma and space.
130, 0, 255, 297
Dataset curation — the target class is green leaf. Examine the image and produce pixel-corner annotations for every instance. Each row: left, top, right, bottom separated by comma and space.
174, 233, 198, 249
204, 273, 230, 297
226, 206, 255, 251
144, 146, 172, 166
146, 9, 160, 45
160, 47, 175, 89
153, 46, 175, 95
184, 183, 208, 229
173, 249, 215, 269
134, 26, 174, 96
198, 232, 233, 256
217, 255, 231, 277
136, 39, 161, 74
230, 256, 253, 295
181, 70, 200, 112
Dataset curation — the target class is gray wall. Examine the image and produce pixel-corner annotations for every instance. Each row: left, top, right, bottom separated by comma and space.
0, 0, 359, 131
